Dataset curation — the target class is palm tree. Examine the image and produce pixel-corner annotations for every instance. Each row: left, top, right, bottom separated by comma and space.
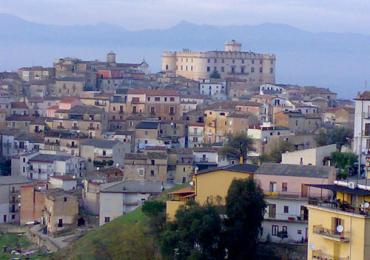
220, 133, 255, 164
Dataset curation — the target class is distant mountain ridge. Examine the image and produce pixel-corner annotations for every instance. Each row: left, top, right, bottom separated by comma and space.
0, 13, 369, 97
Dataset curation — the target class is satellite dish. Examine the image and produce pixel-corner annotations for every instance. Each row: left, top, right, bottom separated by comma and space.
189, 181, 194, 186
309, 243, 315, 250
364, 202, 370, 208
336, 225, 344, 233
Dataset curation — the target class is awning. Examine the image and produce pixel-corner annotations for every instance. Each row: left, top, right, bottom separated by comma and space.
306, 184, 370, 196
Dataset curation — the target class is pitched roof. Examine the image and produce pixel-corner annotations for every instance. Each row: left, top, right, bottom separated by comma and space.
11, 102, 28, 109
355, 91, 370, 100
29, 154, 73, 163
0, 176, 30, 185
256, 163, 333, 178
197, 164, 259, 175
81, 139, 121, 148
101, 181, 163, 193
135, 121, 159, 129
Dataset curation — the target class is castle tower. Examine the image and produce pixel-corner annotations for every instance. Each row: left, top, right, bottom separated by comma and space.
224, 40, 242, 52
107, 51, 116, 63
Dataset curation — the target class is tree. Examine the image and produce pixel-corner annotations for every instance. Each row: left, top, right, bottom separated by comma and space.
261, 141, 295, 163
142, 200, 166, 237
225, 178, 266, 260
315, 127, 353, 150
210, 70, 221, 79
331, 151, 358, 179
220, 133, 255, 163
160, 202, 226, 260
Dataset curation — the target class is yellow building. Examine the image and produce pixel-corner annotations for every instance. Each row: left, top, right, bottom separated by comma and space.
306, 182, 370, 260
166, 164, 258, 220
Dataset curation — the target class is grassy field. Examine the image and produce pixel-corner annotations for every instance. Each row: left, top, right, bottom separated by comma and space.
53, 184, 187, 260
0, 232, 49, 260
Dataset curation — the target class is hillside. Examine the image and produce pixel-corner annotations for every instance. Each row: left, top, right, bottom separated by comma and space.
53, 185, 186, 260
0, 14, 369, 97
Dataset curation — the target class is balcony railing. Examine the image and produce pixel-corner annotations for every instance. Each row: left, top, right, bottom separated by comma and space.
308, 198, 370, 217
312, 249, 349, 260
313, 225, 350, 242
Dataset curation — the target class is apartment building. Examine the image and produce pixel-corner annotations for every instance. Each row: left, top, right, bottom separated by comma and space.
353, 91, 370, 164
51, 105, 107, 138
124, 152, 168, 182
306, 181, 370, 260
255, 163, 336, 243
0, 176, 30, 224
19, 151, 86, 180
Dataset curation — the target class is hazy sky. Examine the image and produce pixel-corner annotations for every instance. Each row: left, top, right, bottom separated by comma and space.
1, 0, 370, 33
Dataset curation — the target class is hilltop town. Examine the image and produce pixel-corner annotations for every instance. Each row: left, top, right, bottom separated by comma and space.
0, 40, 369, 259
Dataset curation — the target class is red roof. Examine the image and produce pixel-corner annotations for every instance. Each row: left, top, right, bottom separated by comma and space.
11, 102, 28, 109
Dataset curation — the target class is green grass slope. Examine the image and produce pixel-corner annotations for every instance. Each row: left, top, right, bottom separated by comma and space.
53, 184, 186, 260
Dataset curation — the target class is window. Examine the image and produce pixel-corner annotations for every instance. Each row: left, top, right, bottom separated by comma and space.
282, 226, 287, 233
170, 97, 175, 102
270, 68, 274, 74
207, 66, 210, 72
221, 66, 224, 72
272, 225, 278, 236
207, 58, 210, 63
259, 67, 263, 73
155, 97, 160, 102
64, 197, 67, 202
150, 170, 155, 176
268, 204, 276, 218
105, 217, 110, 223
269, 182, 277, 192
284, 206, 289, 213
297, 230, 302, 234
151, 160, 155, 165
23, 158, 26, 163
58, 219, 63, 227
282, 182, 288, 192
332, 217, 344, 234
365, 123, 370, 136
251, 67, 255, 73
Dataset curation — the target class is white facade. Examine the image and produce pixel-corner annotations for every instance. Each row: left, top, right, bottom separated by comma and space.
262, 198, 308, 243
19, 151, 85, 180
188, 125, 204, 148
162, 40, 275, 85
282, 144, 336, 166
199, 80, 227, 100
353, 96, 370, 164
49, 176, 77, 191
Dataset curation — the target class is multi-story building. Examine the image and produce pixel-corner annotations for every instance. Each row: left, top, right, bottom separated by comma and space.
54, 77, 86, 97
162, 40, 275, 86
199, 79, 227, 100
255, 163, 336, 243
80, 139, 125, 170
51, 105, 107, 138
41, 189, 79, 236
204, 108, 232, 144
0, 176, 30, 224
124, 152, 168, 182
135, 121, 163, 150
19, 151, 86, 180
306, 181, 370, 260
18, 66, 55, 82
187, 122, 205, 148
353, 91, 370, 165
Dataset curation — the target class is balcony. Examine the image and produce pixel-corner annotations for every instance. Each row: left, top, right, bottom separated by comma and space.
66, 143, 78, 148
313, 225, 350, 242
72, 126, 79, 130
87, 126, 96, 130
312, 250, 349, 260
57, 125, 65, 129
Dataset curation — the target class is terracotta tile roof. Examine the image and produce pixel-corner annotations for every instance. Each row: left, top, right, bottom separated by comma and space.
11, 102, 28, 109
